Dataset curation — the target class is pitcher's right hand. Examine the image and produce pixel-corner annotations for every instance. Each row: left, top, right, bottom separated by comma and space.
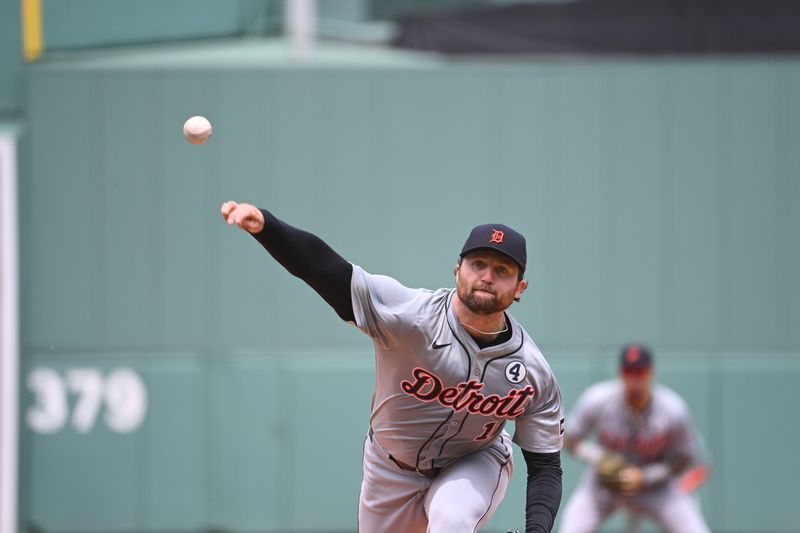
221, 200, 265, 234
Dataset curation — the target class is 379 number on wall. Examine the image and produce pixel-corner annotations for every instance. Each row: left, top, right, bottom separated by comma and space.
26, 367, 148, 434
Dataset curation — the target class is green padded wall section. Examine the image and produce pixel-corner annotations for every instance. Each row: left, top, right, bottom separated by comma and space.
20, 42, 800, 532
40, 1, 264, 51
0, 0, 22, 115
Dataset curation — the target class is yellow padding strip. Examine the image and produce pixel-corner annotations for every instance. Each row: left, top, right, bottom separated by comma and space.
22, 0, 44, 62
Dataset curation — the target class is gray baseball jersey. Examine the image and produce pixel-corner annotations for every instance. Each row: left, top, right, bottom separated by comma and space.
350, 265, 564, 470
559, 379, 710, 533
565, 379, 696, 466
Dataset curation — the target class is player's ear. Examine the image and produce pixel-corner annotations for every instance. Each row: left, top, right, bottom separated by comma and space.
514, 279, 528, 302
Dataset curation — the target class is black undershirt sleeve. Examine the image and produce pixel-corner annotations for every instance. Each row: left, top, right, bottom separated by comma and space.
250, 209, 355, 322
521, 449, 563, 533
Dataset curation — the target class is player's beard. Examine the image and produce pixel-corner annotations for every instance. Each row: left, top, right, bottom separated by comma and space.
456, 279, 515, 315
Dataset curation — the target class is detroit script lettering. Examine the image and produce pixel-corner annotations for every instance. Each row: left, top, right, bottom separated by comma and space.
401, 367, 535, 418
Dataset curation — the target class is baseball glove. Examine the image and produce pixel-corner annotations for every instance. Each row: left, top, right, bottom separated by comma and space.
596, 452, 630, 492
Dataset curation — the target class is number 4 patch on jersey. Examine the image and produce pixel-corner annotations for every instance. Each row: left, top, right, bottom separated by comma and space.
505, 361, 526, 383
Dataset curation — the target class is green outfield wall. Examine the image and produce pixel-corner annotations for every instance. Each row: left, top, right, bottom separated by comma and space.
19, 41, 800, 532
0, 0, 22, 115
39, 1, 267, 51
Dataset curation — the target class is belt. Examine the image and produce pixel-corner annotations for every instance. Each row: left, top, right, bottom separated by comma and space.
369, 428, 441, 477
388, 455, 441, 477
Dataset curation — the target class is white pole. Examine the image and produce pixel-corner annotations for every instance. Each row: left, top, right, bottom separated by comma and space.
285, 0, 317, 58
0, 133, 19, 533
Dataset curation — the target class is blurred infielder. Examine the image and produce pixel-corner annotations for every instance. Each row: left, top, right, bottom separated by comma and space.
559, 344, 710, 533
221, 201, 565, 532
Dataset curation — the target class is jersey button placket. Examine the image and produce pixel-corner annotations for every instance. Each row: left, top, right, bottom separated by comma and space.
433, 438, 444, 455
474, 353, 484, 376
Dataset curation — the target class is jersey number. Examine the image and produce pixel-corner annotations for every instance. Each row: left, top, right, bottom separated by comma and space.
475, 422, 498, 442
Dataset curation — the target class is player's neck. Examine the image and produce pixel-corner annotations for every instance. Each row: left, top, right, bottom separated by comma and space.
453, 297, 508, 342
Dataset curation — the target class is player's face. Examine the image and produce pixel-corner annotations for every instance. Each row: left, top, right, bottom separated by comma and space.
621, 368, 652, 404
455, 251, 527, 315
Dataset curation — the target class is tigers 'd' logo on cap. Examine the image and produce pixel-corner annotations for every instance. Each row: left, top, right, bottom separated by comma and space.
489, 229, 505, 244
620, 343, 653, 370
626, 345, 641, 363
460, 223, 527, 274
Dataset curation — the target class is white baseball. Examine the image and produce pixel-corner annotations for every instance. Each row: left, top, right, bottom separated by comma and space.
183, 115, 212, 144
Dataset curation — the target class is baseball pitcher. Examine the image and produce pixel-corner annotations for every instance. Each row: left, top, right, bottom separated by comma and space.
221, 201, 565, 532
559, 344, 710, 533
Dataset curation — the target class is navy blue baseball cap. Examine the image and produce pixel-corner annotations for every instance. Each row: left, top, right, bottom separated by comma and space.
620, 343, 654, 371
460, 223, 527, 275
